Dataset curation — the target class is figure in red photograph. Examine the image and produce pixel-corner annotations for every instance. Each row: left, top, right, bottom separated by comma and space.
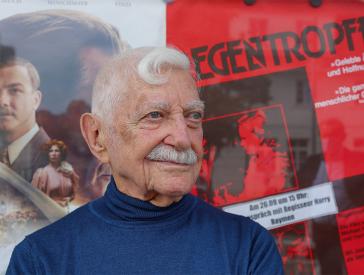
208, 108, 292, 206
31, 140, 79, 211
238, 110, 289, 199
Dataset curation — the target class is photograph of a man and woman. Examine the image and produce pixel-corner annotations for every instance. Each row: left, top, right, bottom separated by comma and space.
0, 3, 165, 272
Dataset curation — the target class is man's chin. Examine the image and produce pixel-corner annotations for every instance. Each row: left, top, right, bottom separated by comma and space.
156, 181, 194, 198
0, 116, 17, 126
0, 123, 14, 133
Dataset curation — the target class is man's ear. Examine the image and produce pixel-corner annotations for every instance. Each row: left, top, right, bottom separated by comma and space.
80, 113, 109, 163
33, 90, 42, 110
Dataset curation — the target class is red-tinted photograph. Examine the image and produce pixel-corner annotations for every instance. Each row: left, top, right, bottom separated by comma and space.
193, 68, 321, 206
194, 105, 298, 206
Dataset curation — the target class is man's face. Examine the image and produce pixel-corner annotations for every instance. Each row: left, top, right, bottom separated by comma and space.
104, 69, 204, 201
0, 65, 40, 141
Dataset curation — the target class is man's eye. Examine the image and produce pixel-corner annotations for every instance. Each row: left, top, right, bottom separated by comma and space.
189, 112, 203, 120
147, 111, 162, 119
8, 88, 21, 94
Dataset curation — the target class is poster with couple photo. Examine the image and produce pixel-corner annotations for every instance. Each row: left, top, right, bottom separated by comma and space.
0, 0, 165, 271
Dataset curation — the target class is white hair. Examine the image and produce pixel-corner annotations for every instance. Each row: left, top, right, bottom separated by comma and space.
137, 47, 190, 85
91, 46, 193, 122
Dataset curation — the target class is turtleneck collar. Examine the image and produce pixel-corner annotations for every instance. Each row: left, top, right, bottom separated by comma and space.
90, 177, 197, 227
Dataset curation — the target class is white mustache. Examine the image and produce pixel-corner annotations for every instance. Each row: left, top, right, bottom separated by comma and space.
146, 144, 197, 165
0, 109, 13, 116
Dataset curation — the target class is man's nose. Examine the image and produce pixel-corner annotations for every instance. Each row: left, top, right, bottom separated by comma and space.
164, 116, 191, 150
0, 90, 10, 106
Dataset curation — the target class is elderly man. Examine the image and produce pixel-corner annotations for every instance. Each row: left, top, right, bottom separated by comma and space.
7, 47, 283, 274
0, 57, 49, 182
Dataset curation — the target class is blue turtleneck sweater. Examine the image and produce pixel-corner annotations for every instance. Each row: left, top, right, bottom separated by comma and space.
7, 178, 283, 274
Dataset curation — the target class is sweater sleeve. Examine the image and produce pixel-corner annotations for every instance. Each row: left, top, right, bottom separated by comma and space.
248, 224, 284, 275
6, 238, 37, 275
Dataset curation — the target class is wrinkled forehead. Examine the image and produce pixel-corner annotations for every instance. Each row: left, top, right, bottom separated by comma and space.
96, 57, 202, 126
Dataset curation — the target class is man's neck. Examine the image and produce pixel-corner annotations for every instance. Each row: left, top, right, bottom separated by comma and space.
147, 193, 183, 207
1, 123, 37, 145
113, 175, 183, 207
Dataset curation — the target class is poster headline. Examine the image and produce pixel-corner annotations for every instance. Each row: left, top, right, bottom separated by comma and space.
191, 17, 364, 80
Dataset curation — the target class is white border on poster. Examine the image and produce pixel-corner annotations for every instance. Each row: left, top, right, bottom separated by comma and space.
0, 0, 166, 47
224, 182, 339, 230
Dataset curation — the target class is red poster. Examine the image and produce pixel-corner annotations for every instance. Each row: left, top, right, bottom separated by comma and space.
167, 0, 364, 273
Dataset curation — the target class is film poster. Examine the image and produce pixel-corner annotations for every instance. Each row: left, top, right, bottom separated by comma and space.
0, 0, 165, 272
1, 0, 364, 274
167, 0, 364, 274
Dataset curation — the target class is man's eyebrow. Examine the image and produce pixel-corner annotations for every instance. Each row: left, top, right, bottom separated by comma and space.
140, 102, 171, 111
184, 100, 205, 111
148, 102, 171, 110
5, 83, 23, 88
